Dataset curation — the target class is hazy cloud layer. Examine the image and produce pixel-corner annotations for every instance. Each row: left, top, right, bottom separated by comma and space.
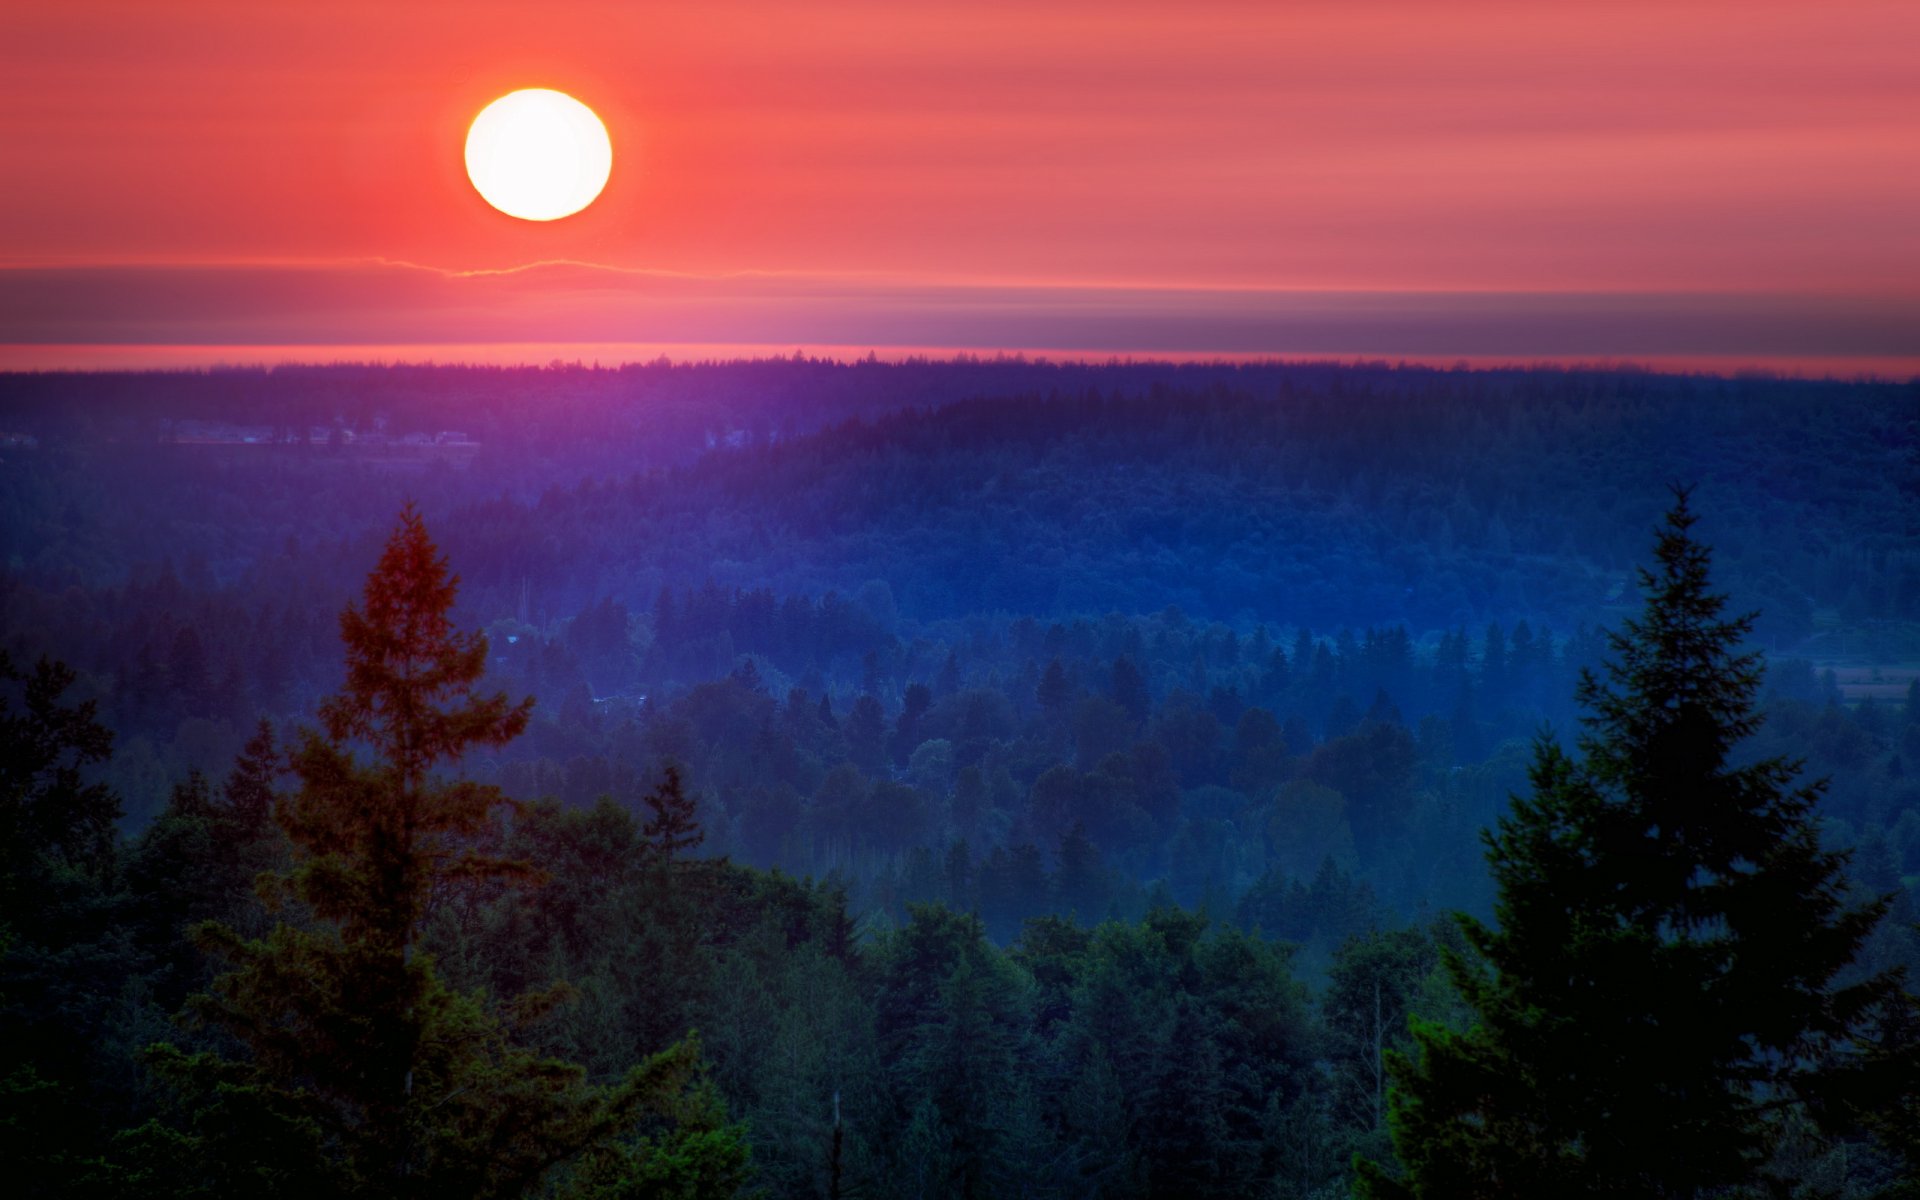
4, 262, 1917, 367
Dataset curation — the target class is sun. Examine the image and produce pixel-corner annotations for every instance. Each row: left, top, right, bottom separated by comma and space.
464, 89, 612, 222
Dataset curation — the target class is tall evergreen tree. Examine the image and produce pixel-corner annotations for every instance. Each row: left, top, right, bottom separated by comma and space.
127, 507, 747, 1198
1109, 656, 1150, 727
1325, 928, 1443, 1141
0, 653, 129, 1196
126, 721, 287, 993
844, 694, 888, 774
0, 653, 119, 916
1360, 492, 1903, 1198
1037, 659, 1074, 731
643, 764, 706, 861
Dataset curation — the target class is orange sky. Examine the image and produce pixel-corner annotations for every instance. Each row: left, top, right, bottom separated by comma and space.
3, 0, 1918, 368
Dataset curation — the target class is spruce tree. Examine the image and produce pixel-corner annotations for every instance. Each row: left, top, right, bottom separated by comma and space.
1359, 492, 1902, 1198
643, 764, 705, 861
0, 654, 128, 1195
1037, 659, 1073, 725
128, 507, 746, 1198
0, 653, 119, 916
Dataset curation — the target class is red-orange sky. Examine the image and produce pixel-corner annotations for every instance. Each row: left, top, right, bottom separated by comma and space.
4, 0, 1917, 371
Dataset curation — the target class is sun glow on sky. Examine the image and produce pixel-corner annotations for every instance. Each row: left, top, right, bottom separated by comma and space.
2, 1, 1918, 372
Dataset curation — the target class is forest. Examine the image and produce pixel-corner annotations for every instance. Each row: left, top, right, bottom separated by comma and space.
2, 359, 1918, 1197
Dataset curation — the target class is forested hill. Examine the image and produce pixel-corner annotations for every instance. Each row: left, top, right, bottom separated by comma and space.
4, 360, 1913, 645
441, 375, 1917, 635
4, 366, 1915, 801
6, 361, 1920, 1194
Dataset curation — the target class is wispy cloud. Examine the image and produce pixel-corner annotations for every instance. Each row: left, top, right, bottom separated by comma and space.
3, 260, 1917, 372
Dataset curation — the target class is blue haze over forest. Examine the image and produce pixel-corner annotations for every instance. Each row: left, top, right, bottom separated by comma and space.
3, 358, 1917, 1196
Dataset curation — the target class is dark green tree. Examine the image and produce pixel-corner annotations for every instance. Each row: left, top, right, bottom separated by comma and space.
892, 682, 934, 767
843, 694, 888, 774
1053, 823, 1111, 924
0, 653, 129, 1196
0, 653, 119, 916
643, 764, 705, 861
1360, 493, 1903, 1198
1056, 908, 1312, 1200
873, 905, 1035, 1200
1325, 928, 1441, 1141
127, 507, 747, 1199
1036, 659, 1073, 731
126, 722, 287, 1005
1109, 656, 1150, 727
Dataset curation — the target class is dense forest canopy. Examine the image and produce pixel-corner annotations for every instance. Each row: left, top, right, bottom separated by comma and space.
4, 360, 1914, 630
2, 359, 1917, 1196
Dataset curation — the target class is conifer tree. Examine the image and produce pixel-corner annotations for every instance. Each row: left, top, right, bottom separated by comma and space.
128, 507, 746, 1198
643, 764, 705, 861
0, 653, 128, 1195
1109, 656, 1150, 726
126, 722, 286, 991
0, 653, 119, 914
1359, 492, 1903, 1198
1037, 658, 1073, 720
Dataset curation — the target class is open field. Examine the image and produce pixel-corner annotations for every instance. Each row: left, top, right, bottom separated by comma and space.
1818, 662, 1920, 703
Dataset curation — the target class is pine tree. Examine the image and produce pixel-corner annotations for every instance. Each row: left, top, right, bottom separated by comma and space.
127, 722, 287, 990
1325, 928, 1440, 1140
0, 653, 119, 913
128, 507, 746, 1198
1109, 656, 1150, 726
1359, 492, 1902, 1198
1053, 822, 1110, 924
1036, 660, 1074, 748
844, 694, 888, 773
0, 653, 129, 1195
892, 682, 933, 767
643, 764, 705, 860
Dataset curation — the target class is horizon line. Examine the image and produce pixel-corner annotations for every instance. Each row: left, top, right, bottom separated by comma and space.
3, 343, 1916, 384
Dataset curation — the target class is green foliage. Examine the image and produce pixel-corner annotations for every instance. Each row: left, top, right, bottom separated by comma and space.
0, 652, 119, 916
124, 722, 287, 1008
9, 363, 1920, 1199
128, 508, 748, 1198
282, 506, 534, 951
0, 652, 134, 1197
644, 765, 706, 861
1324, 926, 1452, 1141
1043, 908, 1317, 1199
1360, 494, 1908, 1198
544, 1037, 752, 1200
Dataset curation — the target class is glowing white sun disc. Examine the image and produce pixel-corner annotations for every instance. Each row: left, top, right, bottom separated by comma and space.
465, 89, 612, 221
